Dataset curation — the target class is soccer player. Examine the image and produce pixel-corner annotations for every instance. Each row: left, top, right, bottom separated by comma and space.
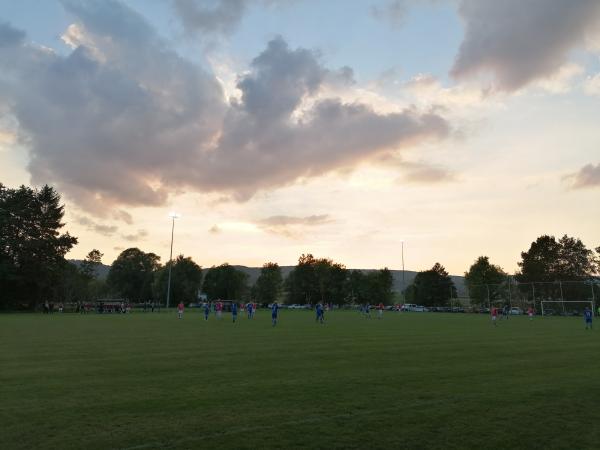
502, 304, 509, 320
584, 306, 593, 330
247, 302, 253, 319
491, 306, 498, 326
316, 303, 324, 324
527, 306, 534, 321
216, 301, 223, 320
378, 302, 384, 319
271, 302, 279, 326
253, 302, 257, 318
177, 301, 184, 319
365, 303, 371, 319
232, 302, 238, 323
203, 302, 210, 321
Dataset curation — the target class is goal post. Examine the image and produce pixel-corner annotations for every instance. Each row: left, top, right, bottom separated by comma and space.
540, 300, 594, 317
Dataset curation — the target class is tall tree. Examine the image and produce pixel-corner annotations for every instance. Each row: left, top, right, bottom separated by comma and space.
80, 249, 104, 279
254, 262, 283, 304
464, 256, 507, 305
517, 234, 598, 282
406, 263, 456, 306
107, 248, 161, 301
0, 184, 78, 308
202, 263, 248, 300
154, 255, 203, 305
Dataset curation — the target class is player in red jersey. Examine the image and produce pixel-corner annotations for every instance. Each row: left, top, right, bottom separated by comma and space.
491, 307, 498, 326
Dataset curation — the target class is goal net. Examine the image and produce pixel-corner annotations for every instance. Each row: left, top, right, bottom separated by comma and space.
540, 300, 594, 317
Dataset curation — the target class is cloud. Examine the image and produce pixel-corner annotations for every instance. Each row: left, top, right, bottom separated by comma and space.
258, 214, 332, 226
583, 73, 600, 96
400, 162, 457, 184
122, 229, 148, 242
1, 2, 449, 215
173, 0, 246, 35
75, 215, 118, 235
172, 0, 292, 36
451, 0, 600, 91
255, 214, 332, 237
208, 224, 221, 234
0, 22, 26, 46
564, 163, 600, 189
113, 209, 133, 224
371, 1, 408, 27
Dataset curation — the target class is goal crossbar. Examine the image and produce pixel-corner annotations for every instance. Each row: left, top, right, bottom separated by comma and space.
540, 300, 594, 317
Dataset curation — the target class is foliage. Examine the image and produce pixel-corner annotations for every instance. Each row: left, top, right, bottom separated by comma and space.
202, 263, 248, 300
464, 256, 507, 305
405, 262, 456, 306
517, 234, 598, 282
80, 249, 103, 279
0, 184, 78, 308
253, 262, 283, 303
106, 248, 161, 301
153, 255, 203, 305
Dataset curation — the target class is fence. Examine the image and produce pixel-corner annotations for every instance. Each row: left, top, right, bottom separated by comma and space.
466, 279, 599, 310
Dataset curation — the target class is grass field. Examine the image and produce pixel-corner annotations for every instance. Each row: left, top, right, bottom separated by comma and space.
1, 310, 599, 450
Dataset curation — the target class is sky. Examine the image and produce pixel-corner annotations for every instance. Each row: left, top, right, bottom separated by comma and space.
0, 0, 599, 275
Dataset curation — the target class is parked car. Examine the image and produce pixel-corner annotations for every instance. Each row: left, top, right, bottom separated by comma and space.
509, 307, 522, 315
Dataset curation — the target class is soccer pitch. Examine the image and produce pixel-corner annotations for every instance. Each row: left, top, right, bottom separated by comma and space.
1, 311, 599, 450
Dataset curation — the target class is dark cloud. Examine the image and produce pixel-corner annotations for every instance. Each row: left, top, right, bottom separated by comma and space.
258, 214, 332, 226
122, 229, 148, 242
113, 209, 133, 224
0, 22, 26, 46
173, 0, 246, 35
400, 162, 457, 184
451, 0, 600, 91
1, 1, 449, 215
172, 0, 292, 36
565, 163, 600, 189
208, 225, 221, 234
371, 1, 408, 27
75, 215, 118, 235
256, 214, 332, 237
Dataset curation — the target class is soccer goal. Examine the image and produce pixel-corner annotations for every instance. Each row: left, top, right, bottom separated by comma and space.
540, 300, 594, 317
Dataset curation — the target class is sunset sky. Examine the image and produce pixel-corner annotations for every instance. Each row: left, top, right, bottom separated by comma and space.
1, 0, 599, 275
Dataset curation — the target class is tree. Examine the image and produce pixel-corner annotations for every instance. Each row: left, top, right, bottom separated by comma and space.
153, 255, 203, 305
405, 263, 456, 306
107, 248, 160, 301
517, 234, 597, 282
202, 264, 248, 300
254, 262, 283, 303
80, 249, 103, 279
285, 254, 319, 304
0, 184, 78, 308
284, 254, 349, 305
464, 256, 507, 305
368, 268, 394, 305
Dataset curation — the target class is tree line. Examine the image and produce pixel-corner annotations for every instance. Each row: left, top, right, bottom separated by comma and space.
1, 183, 598, 309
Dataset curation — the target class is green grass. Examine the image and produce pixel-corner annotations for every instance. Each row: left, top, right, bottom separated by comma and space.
1, 310, 599, 450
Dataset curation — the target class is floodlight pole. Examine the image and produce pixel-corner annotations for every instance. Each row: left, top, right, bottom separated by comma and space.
401, 241, 405, 303
166, 214, 177, 309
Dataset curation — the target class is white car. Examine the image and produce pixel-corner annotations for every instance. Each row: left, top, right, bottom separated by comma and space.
509, 307, 522, 315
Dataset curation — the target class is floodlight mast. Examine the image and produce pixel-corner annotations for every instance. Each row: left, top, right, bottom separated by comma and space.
401, 241, 405, 303
166, 212, 180, 310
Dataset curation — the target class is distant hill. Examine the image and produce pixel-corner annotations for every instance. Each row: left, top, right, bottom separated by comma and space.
68, 261, 466, 295
69, 260, 111, 279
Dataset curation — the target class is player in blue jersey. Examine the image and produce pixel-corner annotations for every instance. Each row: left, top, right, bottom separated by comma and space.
271, 302, 279, 326
365, 303, 371, 319
231, 302, 238, 323
203, 302, 210, 321
316, 303, 324, 324
584, 306, 593, 330
247, 302, 253, 319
